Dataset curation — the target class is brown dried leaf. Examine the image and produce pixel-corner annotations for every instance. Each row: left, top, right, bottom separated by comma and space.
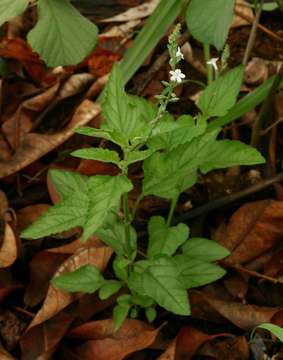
0, 222, 18, 268
17, 204, 50, 233
232, 0, 254, 28
218, 200, 283, 264
0, 339, 16, 360
0, 100, 101, 179
27, 245, 112, 331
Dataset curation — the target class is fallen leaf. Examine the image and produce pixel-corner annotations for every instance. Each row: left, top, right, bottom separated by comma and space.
0, 269, 23, 302
17, 204, 50, 233
0, 100, 101, 179
68, 318, 162, 360
26, 245, 112, 331
232, 0, 254, 28
0, 222, 18, 268
0, 339, 16, 360
218, 200, 283, 264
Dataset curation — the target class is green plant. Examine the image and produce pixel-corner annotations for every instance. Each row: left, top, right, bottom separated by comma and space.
250, 323, 283, 343
21, 25, 265, 331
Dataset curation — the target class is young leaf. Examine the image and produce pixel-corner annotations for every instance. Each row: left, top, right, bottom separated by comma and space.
147, 216, 189, 258
129, 257, 190, 316
186, 0, 234, 50
113, 304, 131, 332
71, 148, 120, 165
182, 238, 230, 262
98, 280, 123, 300
198, 65, 244, 117
253, 324, 283, 343
145, 307, 157, 323
27, 0, 98, 67
21, 174, 133, 242
199, 140, 265, 174
123, 150, 154, 167
0, 0, 29, 27
51, 264, 104, 293
49, 169, 88, 200
174, 255, 227, 288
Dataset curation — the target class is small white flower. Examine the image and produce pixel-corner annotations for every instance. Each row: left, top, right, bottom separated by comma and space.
207, 57, 219, 71
176, 47, 184, 59
170, 69, 185, 83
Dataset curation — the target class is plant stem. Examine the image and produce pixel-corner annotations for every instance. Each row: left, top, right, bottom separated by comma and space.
167, 195, 179, 226
131, 192, 144, 221
203, 43, 212, 85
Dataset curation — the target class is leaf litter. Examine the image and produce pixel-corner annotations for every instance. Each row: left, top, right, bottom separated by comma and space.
0, 0, 282, 359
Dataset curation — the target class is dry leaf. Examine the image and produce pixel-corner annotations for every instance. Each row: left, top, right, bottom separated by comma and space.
0, 222, 18, 268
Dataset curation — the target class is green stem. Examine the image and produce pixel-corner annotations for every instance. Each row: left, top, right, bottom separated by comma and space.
166, 195, 179, 227
203, 43, 212, 85
131, 192, 144, 221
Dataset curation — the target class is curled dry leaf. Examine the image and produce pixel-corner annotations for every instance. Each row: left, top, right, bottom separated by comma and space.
26, 245, 113, 331
217, 200, 283, 265
0, 100, 101, 179
0, 222, 18, 268
232, 0, 254, 28
157, 326, 231, 360
68, 319, 163, 360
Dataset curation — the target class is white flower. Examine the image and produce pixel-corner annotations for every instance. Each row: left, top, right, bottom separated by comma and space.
206, 57, 219, 71
176, 46, 184, 59
170, 69, 185, 83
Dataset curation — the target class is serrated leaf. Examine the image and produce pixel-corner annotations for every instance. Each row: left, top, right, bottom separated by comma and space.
198, 65, 244, 117
74, 126, 128, 148
49, 169, 88, 199
124, 149, 154, 166
0, 0, 29, 27
51, 264, 104, 293
182, 238, 230, 262
174, 255, 227, 288
95, 221, 137, 256
99, 280, 123, 300
21, 174, 133, 242
71, 148, 120, 165
199, 140, 265, 174
113, 304, 131, 332
186, 0, 234, 50
27, 0, 98, 67
147, 216, 189, 258
129, 257, 190, 316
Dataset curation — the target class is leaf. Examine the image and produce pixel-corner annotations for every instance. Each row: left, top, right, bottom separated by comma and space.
21, 174, 133, 243
49, 169, 88, 200
254, 323, 283, 342
0, 222, 18, 268
186, 0, 234, 50
198, 65, 244, 117
147, 216, 189, 258
27, 0, 98, 67
174, 255, 227, 288
129, 257, 190, 316
71, 148, 120, 165
51, 264, 104, 293
124, 150, 154, 166
199, 140, 265, 174
99, 280, 123, 300
0, 0, 29, 27
74, 126, 127, 147
113, 304, 131, 332
208, 76, 283, 130
182, 238, 230, 262
0, 58, 11, 77
95, 221, 137, 256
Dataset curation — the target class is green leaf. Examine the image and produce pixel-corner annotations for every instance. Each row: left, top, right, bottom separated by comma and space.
174, 255, 227, 288
96, 222, 137, 256
27, 0, 98, 67
129, 257, 190, 316
186, 0, 234, 50
198, 65, 244, 117
113, 304, 131, 332
145, 307, 157, 323
21, 174, 133, 242
208, 76, 283, 130
49, 169, 88, 199
124, 150, 154, 166
0, 0, 29, 27
132, 294, 154, 308
112, 256, 130, 281
199, 140, 265, 174
71, 148, 120, 165
253, 323, 283, 342
0, 58, 12, 77
147, 216, 189, 258
98, 280, 123, 300
73, 126, 127, 148
51, 264, 104, 293
182, 238, 230, 262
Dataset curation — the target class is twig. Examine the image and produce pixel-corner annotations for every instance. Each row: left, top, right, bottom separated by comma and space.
242, 0, 265, 67
251, 63, 283, 148
172, 171, 283, 224
234, 8, 283, 44
225, 264, 279, 283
